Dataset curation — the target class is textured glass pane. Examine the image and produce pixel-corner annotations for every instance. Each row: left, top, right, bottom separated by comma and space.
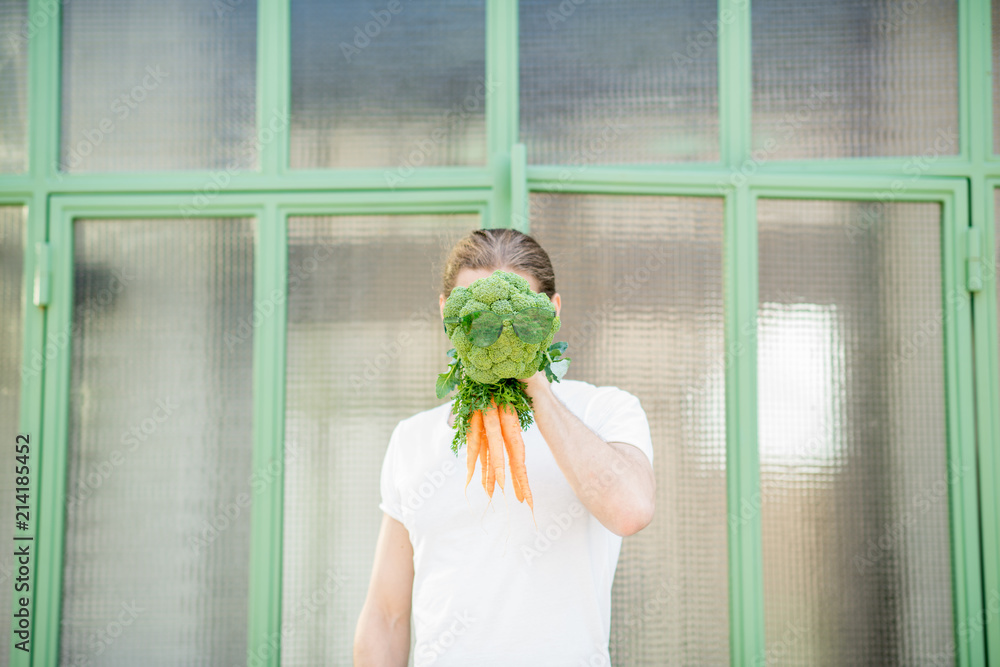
0, 206, 25, 662
290, 2, 486, 170
753, 0, 958, 159
758, 200, 953, 665
61, 0, 257, 172
282, 214, 478, 665
530, 194, 728, 665
60, 219, 254, 665
520, 0, 719, 164
0, 0, 28, 172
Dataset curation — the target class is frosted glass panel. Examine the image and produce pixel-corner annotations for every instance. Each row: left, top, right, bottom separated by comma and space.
530, 194, 728, 665
290, 1, 486, 170
753, 0, 958, 159
520, 0, 719, 164
0, 206, 25, 662
60, 218, 255, 665
281, 215, 477, 665
0, 0, 28, 172
61, 0, 257, 172
757, 200, 953, 665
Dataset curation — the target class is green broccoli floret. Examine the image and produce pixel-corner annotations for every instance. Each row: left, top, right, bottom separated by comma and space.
510, 291, 535, 311
442, 269, 560, 384
491, 299, 514, 315
498, 271, 531, 293
442, 286, 469, 319
493, 359, 521, 377
467, 346, 493, 370
467, 273, 512, 305
451, 329, 473, 358
488, 330, 517, 362
458, 299, 489, 318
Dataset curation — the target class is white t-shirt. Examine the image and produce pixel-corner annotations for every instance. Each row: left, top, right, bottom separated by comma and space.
378, 378, 654, 667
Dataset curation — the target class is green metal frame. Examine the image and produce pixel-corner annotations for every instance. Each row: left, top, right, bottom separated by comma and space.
979, 178, 1000, 667
31, 191, 489, 667
3, 195, 40, 667
751, 180, 984, 667
521, 171, 987, 665
3, 0, 1000, 665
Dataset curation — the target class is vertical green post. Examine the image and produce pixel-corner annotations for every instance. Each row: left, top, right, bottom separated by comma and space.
723, 186, 766, 666
249, 4, 290, 660
718, 0, 752, 169
244, 202, 288, 667
486, 0, 518, 229
510, 143, 528, 232
29, 0, 60, 185
20, 0, 63, 664
963, 0, 1000, 660
719, 0, 767, 664
9, 196, 44, 667
960, 0, 986, 165
33, 205, 72, 667
257, 0, 291, 177
943, 186, 987, 667
978, 178, 1000, 667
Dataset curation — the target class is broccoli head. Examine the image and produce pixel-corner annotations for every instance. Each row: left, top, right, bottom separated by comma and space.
443, 269, 560, 384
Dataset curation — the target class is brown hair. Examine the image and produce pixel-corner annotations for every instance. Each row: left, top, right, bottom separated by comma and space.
441, 228, 557, 299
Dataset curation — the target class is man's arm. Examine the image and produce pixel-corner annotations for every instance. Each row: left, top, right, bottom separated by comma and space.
354, 513, 414, 666
522, 373, 655, 536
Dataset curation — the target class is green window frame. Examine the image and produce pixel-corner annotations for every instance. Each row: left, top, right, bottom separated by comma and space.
3, 0, 999, 665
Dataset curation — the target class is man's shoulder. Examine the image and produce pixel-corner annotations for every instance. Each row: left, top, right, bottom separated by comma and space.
395, 401, 451, 432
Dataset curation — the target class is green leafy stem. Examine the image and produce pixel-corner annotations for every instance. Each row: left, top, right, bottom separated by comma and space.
436, 342, 571, 454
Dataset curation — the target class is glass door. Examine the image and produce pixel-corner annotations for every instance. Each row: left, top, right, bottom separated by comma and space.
35, 200, 262, 665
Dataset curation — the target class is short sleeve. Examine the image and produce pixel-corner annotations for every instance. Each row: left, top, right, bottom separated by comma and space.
584, 387, 654, 465
378, 421, 405, 523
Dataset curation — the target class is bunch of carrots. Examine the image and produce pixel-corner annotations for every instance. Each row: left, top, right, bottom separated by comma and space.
464, 397, 533, 516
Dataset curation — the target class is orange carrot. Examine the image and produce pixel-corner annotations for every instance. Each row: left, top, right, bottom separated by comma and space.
480, 423, 494, 497
465, 410, 485, 491
484, 443, 495, 497
497, 405, 523, 502
481, 399, 506, 495
498, 403, 533, 512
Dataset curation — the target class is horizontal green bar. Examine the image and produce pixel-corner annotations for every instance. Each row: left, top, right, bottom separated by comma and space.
0, 178, 34, 194
8, 160, 1000, 199
525, 172, 967, 200
751, 176, 966, 199
0, 195, 33, 204
0, 168, 494, 195
527, 167, 729, 196
751, 158, 993, 176
528, 168, 976, 196
40, 191, 493, 218
36, 180, 968, 216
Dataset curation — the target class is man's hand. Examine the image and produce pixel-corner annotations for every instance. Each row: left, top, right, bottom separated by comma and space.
520, 373, 655, 536
520, 368, 553, 402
